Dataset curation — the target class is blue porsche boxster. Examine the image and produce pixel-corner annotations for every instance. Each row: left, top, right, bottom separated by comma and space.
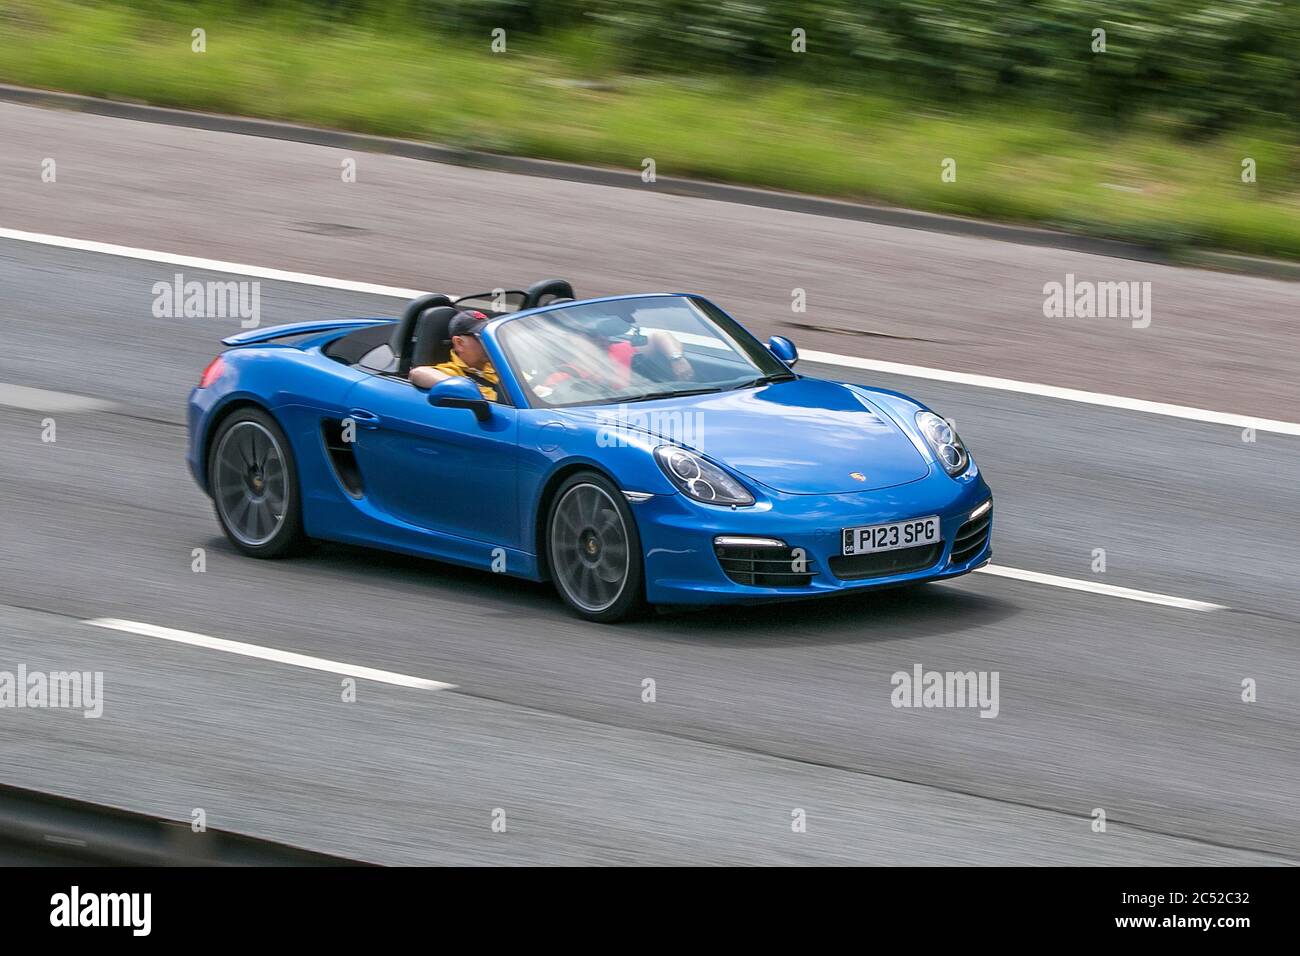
187, 279, 992, 621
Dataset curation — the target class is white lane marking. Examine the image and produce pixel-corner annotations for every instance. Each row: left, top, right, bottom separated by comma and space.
0, 382, 116, 413
3, 226, 1296, 436
0, 227, 423, 299
976, 565, 1226, 612
803, 350, 1300, 438
85, 618, 456, 690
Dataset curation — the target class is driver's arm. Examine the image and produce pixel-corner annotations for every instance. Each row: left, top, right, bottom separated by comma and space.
409, 365, 452, 389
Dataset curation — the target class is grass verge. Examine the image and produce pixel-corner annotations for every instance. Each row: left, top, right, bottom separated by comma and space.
2, 0, 1298, 260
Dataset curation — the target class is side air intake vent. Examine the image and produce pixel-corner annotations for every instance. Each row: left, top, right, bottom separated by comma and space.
321, 420, 364, 498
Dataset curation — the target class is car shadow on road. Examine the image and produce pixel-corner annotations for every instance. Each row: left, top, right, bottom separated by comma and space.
260, 539, 560, 615
242, 537, 1018, 648
635, 582, 1020, 648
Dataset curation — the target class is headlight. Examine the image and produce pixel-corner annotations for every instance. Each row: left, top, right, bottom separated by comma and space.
654, 446, 754, 506
916, 411, 969, 476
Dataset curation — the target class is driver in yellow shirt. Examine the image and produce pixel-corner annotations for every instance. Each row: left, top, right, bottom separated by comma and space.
409, 310, 501, 402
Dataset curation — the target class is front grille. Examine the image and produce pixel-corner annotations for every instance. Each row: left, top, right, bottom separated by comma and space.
828, 543, 943, 581
950, 510, 992, 565
715, 543, 816, 588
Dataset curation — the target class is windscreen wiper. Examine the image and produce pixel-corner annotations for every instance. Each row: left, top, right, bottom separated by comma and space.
625, 386, 723, 403
727, 372, 798, 390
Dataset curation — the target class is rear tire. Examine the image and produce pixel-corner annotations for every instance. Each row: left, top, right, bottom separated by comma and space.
207, 406, 306, 558
546, 471, 646, 623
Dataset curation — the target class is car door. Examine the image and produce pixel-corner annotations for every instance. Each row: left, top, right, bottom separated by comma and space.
343, 375, 520, 548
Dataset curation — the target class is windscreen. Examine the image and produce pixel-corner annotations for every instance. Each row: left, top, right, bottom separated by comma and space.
495, 295, 790, 408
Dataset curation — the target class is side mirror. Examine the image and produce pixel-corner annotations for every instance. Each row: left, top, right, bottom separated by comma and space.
427, 376, 491, 422
768, 335, 798, 367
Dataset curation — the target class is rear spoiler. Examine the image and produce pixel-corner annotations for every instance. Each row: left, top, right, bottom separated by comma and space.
221, 318, 393, 347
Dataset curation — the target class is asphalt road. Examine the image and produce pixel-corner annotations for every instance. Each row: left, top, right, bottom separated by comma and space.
0, 237, 1296, 864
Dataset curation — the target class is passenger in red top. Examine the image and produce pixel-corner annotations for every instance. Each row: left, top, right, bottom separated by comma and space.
544, 328, 691, 390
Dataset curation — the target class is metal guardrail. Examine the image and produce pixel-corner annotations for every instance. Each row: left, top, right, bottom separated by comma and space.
0, 783, 366, 865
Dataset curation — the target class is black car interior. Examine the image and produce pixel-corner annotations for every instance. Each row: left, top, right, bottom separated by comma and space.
323, 279, 576, 382
320, 321, 394, 367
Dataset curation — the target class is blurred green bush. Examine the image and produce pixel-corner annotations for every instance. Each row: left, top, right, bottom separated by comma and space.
246, 0, 1297, 134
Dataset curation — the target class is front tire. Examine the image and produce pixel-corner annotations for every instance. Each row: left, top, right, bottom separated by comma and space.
546, 472, 646, 623
207, 406, 305, 558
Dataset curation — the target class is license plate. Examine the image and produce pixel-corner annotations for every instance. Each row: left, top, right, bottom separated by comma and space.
842, 516, 940, 555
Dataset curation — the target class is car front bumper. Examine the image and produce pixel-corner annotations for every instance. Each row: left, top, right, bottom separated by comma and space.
634, 469, 992, 605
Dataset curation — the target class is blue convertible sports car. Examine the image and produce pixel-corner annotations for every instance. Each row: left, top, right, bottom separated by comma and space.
187, 279, 992, 621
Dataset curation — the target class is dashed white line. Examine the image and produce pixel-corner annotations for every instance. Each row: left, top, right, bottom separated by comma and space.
84, 618, 456, 690
0, 382, 115, 413
975, 565, 1227, 612
3, 225, 1298, 436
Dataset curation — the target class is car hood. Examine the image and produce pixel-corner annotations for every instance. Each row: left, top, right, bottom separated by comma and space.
575, 378, 932, 495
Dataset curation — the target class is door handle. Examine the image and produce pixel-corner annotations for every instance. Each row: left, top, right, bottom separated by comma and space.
347, 408, 382, 429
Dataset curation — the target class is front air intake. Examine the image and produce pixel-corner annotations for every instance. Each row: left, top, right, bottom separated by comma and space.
828, 544, 943, 581
714, 539, 816, 587
950, 509, 992, 566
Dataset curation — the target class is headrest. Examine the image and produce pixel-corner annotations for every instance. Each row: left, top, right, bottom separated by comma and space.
392, 293, 454, 372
